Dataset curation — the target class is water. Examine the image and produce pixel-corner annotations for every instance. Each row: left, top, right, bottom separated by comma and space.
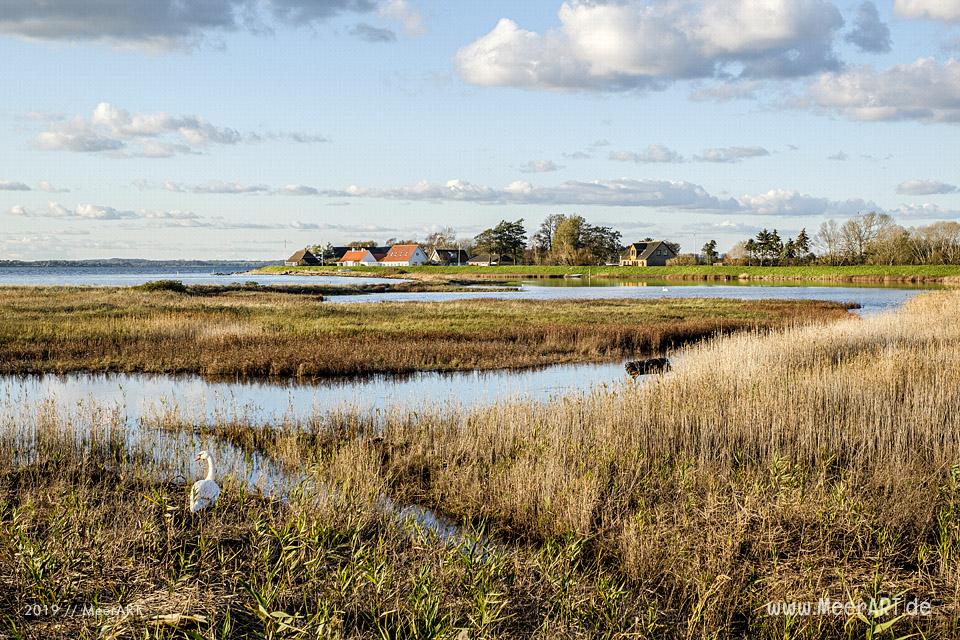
0, 362, 628, 529
328, 281, 932, 315
0, 362, 626, 428
0, 262, 398, 287
0, 264, 937, 314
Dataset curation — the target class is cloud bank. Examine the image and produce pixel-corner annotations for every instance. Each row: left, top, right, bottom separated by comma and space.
32, 103, 329, 158
0, 0, 422, 49
455, 0, 845, 92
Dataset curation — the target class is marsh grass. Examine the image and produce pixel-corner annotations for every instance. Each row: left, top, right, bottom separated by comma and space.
0, 287, 851, 377
123, 290, 960, 637
2, 291, 958, 637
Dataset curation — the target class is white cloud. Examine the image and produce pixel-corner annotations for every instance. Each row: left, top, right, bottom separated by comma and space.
37, 181, 69, 193
164, 181, 270, 194
279, 184, 321, 195
736, 189, 877, 216
36, 130, 126, 153
378, 0, 424, 36
894, 0, 960, 22
808, 58, 960, 123
896, 180, 958, 195
32, 103, 327, 157
609, 144, 683, 163
891, 203, 960, 219
694, 146, 770, 163
8, 202, 199, 221
0, 180, 31, 191
455, 0, 844, 92
519, 160, 564, 173
827, 151, 848, 161
845, 2, 891, 53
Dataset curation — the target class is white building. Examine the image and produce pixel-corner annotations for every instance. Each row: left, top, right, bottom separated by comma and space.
379, 244, 429, 266
336, 248, 380, 266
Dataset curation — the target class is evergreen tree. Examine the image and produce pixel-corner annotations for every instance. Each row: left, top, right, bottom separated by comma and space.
702, 239, 718, 264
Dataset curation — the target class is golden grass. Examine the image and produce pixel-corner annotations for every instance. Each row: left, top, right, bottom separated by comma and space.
4, 290, 959, 637
0, 286, 852, 377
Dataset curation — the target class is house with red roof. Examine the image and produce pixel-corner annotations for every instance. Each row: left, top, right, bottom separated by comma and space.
336, 248, 381, 266
379, 243, 429, 266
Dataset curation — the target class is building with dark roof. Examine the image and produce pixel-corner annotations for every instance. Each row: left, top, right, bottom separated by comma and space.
619, 241, 677, 267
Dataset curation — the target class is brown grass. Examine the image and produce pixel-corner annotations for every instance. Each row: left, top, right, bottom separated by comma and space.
0, 286, 853, 377
5, 290, 958, 637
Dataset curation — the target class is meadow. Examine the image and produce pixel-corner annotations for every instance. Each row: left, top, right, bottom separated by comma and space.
0, 286, 851, 377
3, 290, 960, 638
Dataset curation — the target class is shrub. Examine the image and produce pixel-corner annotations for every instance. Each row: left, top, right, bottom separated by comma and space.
132, 280, 187, 293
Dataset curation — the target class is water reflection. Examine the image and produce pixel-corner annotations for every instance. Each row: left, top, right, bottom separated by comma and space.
326, 281, 930, 315
0, 362, 625, 428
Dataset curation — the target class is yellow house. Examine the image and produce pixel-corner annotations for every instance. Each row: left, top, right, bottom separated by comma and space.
619, 241, 677, 266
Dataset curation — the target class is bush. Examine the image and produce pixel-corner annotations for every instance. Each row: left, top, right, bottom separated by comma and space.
666, 254, 699, 266
132, 280, 187, 293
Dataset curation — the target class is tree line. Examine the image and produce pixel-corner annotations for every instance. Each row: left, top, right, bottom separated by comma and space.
725, 213, 960, 266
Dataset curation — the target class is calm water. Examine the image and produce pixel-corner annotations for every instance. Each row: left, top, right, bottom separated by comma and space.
0, 264, 938, 315
0, 362, 626, 428
0, 263, 398, 287
0, 362, 627, 518
329, 281, 931, 315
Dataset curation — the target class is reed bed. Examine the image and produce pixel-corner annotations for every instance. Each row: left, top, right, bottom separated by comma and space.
2, 290, 956, 637
0, 286, 850, 377
133, 289, 960, 637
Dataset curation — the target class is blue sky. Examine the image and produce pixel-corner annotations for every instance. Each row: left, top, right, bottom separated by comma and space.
1, 0, 960, 259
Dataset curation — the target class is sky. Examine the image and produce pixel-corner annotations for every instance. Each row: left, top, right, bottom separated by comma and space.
1, 0, 960, 260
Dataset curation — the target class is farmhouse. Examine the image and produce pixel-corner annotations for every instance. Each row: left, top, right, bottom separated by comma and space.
285, 249, 320, 266
336, 248, 380, 266
430, 248, 470, 266
380, 244, 429, 266
619, 241, 677, 267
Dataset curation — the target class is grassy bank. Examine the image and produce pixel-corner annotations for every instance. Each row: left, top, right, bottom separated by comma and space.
3, 291, 960, 637
0, 286, 852, 377
257, 263, 960, 284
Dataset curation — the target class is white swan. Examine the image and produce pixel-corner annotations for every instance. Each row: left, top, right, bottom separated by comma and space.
190, 450, 220, 513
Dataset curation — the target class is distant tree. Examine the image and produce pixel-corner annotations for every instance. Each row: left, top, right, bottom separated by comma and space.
474, 219, 527, 263
531, 214, 566, 263
348, 240, 378, 248
424, 227, 457, 252
702, 239, 718, 264
552, 215, 585, 264
815, 220, 843, 265
581, 223, 622, 265
794, 228, 811, 257
308, 242, 337, 265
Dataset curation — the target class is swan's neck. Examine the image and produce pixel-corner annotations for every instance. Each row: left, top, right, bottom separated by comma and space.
204, 457, 214, 482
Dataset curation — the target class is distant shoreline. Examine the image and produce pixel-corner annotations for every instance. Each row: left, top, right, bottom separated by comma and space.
0, 259, 278, 268
252, 263, 960, 285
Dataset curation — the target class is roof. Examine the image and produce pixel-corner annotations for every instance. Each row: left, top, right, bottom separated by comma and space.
382, 244, 422, 262
432, 248, 470, 261
338, 249, 373, 262
286, 249, 318, 264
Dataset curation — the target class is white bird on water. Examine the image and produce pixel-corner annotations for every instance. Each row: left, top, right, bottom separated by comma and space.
190, 450, 220, 513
